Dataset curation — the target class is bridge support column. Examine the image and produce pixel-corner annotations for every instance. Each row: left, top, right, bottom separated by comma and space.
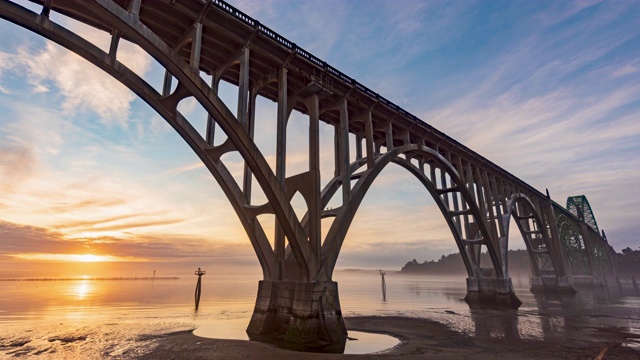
465, 277, 522, 309
247, 280, 347, 346
530, 276, 576, 294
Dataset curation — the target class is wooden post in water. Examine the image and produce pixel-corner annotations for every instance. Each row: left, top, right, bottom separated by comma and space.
194, 267, 206, 310
380, 270, 387, 302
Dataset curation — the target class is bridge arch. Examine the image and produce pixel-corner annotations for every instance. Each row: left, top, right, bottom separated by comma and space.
561, 196, 614, 278
566, 195, 599, 232
500, 194, 559, 279
0, 0, 321, 281
557, 214, 590, 276
318, 144, 504, 282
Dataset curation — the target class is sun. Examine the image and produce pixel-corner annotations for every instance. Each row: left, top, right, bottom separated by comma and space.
76, 254, 108, 262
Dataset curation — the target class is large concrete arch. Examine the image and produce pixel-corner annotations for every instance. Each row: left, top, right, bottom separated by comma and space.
313, 145, 515, 300
501, 194, 574, 292
0, 0, 319, 281
502, 194, 556, 278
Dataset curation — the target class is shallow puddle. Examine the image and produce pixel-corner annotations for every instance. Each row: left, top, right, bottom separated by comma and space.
193, 318, 400, 354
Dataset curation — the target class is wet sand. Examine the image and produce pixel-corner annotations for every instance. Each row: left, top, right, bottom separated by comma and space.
138, 316, 638, 359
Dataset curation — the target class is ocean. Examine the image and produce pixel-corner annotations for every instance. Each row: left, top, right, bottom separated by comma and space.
1, 271, 639, 358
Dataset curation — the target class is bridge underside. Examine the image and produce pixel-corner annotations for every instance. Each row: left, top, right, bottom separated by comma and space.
0, 0, 618, 346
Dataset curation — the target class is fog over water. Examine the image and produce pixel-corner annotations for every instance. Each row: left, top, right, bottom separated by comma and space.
1, 271, 639, 357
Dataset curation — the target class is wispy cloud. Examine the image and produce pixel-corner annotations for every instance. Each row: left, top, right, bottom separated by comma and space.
0, 220, 253, 262
612, 62, 640, 78
0, 21, 150, 128
166, 161, 204, 175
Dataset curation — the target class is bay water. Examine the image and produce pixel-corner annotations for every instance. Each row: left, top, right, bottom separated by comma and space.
1, 271, 639, 358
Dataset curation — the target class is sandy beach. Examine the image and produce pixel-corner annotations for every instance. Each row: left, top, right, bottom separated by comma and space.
138, 316, 639, 359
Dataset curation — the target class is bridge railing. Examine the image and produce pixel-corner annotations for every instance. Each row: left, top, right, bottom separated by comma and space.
211, 0, 256, 27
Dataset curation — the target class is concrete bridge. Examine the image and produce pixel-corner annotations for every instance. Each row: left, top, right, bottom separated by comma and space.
1, 0, 620, 347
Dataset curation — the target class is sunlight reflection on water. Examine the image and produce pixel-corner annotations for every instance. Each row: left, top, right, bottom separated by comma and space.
71, 280, 91, 300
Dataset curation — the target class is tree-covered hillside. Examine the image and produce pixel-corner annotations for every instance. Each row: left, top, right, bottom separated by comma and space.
400, 249, 532, 278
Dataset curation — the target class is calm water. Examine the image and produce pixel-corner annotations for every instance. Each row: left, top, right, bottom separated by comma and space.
1, 271, 639, 358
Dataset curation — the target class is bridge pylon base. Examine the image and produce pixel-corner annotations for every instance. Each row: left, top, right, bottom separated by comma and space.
246, 280, 347, 346
465, 277, 522, 309
530, 276, 576, 294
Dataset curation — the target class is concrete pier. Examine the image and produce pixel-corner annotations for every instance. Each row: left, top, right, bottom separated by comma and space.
465, 277, 522, 309
530, 276, 576, 294
247, 280, 347, 346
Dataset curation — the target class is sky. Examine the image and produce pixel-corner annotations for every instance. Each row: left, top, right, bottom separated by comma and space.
0, 0, 639, 278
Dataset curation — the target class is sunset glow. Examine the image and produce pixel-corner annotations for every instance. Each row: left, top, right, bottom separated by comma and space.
11, 253, 140, 262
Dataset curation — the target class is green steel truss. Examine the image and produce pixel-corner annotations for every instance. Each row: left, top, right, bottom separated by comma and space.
556, 214, 590, 276
566, 195, 599, 233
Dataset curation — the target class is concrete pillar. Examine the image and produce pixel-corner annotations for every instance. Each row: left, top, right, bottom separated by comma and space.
445, 152, 462, 235
247, 280, 347, 346
338, 100, 350, 203
274, 67, 288, 279
385, 122, 393, 150
127, 0, 141, 18
307, 94, 322, 264
355, 133, 363, 160
465, 277, 522, 309
242, 91, 257, 200
529, 275, 575, 294
364, 111, 374, 169
545, 197, 571, 278
108, 29, 120, 63
237, 47, 250, 128
189, 22, 203, 70
205, 76, 217, 146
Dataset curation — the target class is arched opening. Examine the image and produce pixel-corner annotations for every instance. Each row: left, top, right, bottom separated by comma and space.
332, 162, 463, 314
335, 163, 455, 271
505, 215, 532, 287
290, 191, 307, 225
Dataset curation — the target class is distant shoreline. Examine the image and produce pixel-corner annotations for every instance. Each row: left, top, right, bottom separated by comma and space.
0, 276, 180, 281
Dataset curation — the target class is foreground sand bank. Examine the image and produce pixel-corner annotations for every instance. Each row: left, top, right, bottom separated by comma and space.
139, 316, 638, 359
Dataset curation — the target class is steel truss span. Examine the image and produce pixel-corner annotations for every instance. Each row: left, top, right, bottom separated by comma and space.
0, 0, 619, 346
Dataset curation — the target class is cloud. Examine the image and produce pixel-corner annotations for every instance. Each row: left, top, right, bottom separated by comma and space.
0, 145, 36, 193
0, 220, 254, 262
0, 21, 150, 128
0, 99, 68, 196
82, 218, 186, 232
11, 253, 139, 262
167, 161, 204, 175
612, 64, 639, 78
